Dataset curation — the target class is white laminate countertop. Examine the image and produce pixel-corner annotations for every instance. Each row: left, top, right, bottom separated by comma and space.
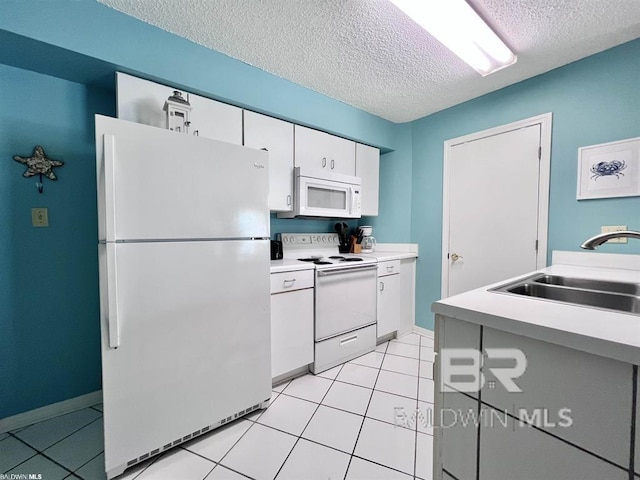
359, 243, 419, 262
270, 259, 316, 274
432, 251, 640, 365
270, 243, 418, 272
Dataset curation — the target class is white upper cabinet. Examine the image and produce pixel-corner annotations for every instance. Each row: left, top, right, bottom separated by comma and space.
294, 125, 356, 176
355, 143, 380, 216
116, 72, 242, 145
243, 111, 294, 212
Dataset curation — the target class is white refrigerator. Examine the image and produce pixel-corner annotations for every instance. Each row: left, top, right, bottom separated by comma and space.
95, 115, 271, 479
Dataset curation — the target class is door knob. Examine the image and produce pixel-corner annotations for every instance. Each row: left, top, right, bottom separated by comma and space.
451, 253, 463, 262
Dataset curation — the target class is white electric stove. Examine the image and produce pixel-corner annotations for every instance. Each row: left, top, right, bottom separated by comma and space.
278, 233, 378, 373
278, 233, 378, 269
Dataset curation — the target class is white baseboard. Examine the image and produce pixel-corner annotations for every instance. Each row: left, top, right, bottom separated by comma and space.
0, 390, 102, 433
413, 325, 434, 338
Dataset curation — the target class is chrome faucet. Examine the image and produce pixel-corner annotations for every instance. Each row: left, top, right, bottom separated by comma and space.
580, 230, 640, 250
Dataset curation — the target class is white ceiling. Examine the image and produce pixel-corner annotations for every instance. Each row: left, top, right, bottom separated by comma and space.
98, 0, 640, 123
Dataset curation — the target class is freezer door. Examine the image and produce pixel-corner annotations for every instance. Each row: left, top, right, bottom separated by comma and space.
98, 240, 271, 476
96, 115, 269, 241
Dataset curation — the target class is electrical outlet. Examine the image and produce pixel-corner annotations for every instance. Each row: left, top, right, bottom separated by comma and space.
601, 225, 627, 243
31, 208, 49, 227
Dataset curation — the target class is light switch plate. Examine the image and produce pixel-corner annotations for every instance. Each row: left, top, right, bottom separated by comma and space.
31, 208, 49, 227
601, 225, 627, 243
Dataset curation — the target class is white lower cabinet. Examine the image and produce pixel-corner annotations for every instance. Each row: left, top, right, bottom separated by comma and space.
397, 258, 416, 335
636, 375, 640, 476
479, 407, 627, 480
377, 260, 401, 338
434, 314, 636, 480
270, 270, 314, 379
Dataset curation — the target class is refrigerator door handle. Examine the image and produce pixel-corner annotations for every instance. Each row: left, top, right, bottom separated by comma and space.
104, 134, 117, 242
106, 243, 121, 349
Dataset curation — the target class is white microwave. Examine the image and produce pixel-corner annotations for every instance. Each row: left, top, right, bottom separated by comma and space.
278, 167, 362, 219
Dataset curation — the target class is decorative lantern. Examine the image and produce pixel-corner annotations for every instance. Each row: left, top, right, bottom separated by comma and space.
163, 90, 192, 134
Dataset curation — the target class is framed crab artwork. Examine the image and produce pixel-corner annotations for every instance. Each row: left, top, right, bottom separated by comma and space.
577, 136, 640, 200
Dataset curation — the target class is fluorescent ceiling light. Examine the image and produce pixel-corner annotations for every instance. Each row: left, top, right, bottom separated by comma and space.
390, 0, 517, 76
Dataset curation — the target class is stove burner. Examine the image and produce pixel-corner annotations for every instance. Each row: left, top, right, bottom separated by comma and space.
342, 257, 363, 262
314, 261, 332, 265
298, 257, 322, 262
329, 256, 345, 260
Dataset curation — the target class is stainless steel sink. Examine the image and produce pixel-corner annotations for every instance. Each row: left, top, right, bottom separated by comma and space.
491, 274, 640, 315
533, 274, 640, 295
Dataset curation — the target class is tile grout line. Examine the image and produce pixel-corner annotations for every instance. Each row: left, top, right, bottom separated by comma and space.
271, 362, 348, 480
342, 340, 389, 480
413, 335, 425, 479
4, 431, 87, 478
126, 451, 177, 480
276, 391, 428, 435
70, 449, 104, 479
198, 412, 260, 476
185, 386, 289, 479
1, 434, 41, 475
14, 412, 103, 456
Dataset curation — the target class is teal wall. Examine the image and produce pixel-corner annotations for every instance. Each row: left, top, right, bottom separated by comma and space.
0, 0, 407, 418
0, 64, 114, 418
410, 39, 640, 330
2, 0, 639, 417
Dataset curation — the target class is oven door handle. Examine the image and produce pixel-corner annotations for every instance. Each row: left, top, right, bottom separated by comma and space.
317, 264, 378, 276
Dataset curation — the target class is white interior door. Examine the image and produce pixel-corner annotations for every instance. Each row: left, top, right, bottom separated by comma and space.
444, 118, 550, 297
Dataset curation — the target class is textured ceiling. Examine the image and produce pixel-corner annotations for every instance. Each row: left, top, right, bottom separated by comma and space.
98, 0, 640, 123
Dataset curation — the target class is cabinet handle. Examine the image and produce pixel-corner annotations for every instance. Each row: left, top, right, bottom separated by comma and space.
340, 334, 358, 346
331, 159, 335, 169
386, 266, 394, 273
380, 281, 385, 292
283, 278, 296, 288
322, 157, 327, 168
286, 194, 292, 206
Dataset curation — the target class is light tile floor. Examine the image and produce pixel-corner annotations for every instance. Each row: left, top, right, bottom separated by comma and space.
1, 333, 434, 480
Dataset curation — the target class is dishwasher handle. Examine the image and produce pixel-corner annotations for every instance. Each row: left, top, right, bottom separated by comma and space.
317, 264, 378, 276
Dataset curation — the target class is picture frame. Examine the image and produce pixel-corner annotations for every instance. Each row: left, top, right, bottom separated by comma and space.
576, 136, 640, 200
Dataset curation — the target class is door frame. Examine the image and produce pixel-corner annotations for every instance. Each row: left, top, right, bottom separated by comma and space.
441, 112, 553, 298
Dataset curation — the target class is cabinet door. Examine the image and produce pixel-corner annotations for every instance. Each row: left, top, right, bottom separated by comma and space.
355, 144, 380, 216
271, 288, 314, 378
439, 391, 478, 480
377, 272, 401, 337
244, 111, 294, 212
116, 72, 242, 145
482, 327, 633, 469
397, 258, 416, 335
294, 125, 355, 175
636, 373, 639, 476
479, 405, 627, 480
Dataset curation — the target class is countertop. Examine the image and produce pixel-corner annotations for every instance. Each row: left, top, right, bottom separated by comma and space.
431, 251, 640, 365
270, 243, 418, 272
270, 259, 316, 274
359, 243, 419, 262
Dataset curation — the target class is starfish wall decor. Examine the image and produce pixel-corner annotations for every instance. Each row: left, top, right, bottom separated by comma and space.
13, 146, 64, 193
